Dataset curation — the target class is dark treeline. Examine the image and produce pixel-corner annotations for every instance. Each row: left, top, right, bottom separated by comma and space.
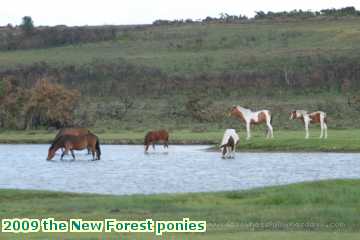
1, 56, 360, 129
0, 25, 119, 50
153, 6, 360, 25
1, 56, 360, 97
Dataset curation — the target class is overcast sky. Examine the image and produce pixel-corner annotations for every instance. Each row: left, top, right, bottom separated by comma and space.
1, 0, 360, 26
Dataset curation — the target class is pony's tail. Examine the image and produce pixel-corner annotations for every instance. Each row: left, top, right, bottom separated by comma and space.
324, 113, 328, 124
96, 137, 101, 160
265, 112, 273, 136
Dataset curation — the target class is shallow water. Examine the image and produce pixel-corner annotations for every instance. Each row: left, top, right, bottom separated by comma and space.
0, 144, 359, 195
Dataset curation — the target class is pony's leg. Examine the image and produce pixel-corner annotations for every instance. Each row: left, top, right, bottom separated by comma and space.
61, 146, 69, 160
60, 151, 65, 160
221, 146, 227, 158
304, 121, 309, 139
144, 144, 149, 153
152, 143, 155, 150
70, 150, 76, 160
320, 121, 324, 139
246, 121, 251, 140
92, 148, 96, 160
324, 122, 328, 139
266, 122, 273, 139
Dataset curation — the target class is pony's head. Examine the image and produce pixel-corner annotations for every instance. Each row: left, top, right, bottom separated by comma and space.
289, 110, 297, 120
229, 106, 246, 121
47, 144, 56, 160
229, 105, 239, 117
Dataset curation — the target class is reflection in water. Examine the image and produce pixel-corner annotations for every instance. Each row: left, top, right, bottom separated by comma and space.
0, 144, 359, 195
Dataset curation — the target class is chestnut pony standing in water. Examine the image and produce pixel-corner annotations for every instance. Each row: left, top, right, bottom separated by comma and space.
47, 133, 101, 160
53, 127, 91, 154
144, 130, 169, 152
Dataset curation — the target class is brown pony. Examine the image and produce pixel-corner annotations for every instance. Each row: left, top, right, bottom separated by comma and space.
144, 130, 169, 152
53, 128, 91, 154
47, 133, 101, 161
54, 127, 90, 140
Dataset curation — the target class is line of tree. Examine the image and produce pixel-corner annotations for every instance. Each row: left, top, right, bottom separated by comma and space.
254, 6, 360, 20
1, 54, 360, 99
153, 6, 360, 25
0, 16, 121, 50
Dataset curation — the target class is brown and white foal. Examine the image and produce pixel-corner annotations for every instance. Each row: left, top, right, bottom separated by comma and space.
229, 106, 273, 140
289, 110, 328, 139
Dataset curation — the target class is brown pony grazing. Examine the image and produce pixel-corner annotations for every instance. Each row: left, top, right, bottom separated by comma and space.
54, 128, 91, 154
47, 133, 101, 161
144, 130, 169, 152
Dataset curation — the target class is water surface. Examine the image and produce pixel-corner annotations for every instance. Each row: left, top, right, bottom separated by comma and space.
0, 144, 359, 195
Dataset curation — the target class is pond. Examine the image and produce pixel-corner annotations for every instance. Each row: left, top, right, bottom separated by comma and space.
0, 144, 359, 195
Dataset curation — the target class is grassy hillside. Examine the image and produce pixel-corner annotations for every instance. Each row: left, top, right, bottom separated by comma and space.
1, 19, 360, 70
1, 18, 360, 130
1, 179, 359, 239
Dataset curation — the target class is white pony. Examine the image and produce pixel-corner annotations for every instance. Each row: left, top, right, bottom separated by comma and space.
289, 110, 328, 139
229, 106, 273, 140
220, 129, 239, 158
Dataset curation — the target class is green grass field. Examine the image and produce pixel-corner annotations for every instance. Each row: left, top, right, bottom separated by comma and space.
2, 18, 360, 132
1, 179, 359, 239
1, 129, 360, 152
1, 19, 360, 72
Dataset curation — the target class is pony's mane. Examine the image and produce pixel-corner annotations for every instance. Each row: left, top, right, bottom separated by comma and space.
50, 134, 71, 150
49, 138, 59, 150
296, 110, 308, 116
236, 106, 251, 113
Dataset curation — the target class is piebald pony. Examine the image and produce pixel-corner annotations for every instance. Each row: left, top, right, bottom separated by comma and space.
220, 129, 239, 158
230, 106, 273, 140
289, 110, 328, 139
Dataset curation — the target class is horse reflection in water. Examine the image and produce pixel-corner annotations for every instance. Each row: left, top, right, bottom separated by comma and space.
220, 129, 239, 159
144, 130, 169, 153
47, 133, 101, 161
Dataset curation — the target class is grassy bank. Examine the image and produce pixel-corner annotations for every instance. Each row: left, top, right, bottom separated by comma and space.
1, 129, 360, 152
1, 179, 360, 239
